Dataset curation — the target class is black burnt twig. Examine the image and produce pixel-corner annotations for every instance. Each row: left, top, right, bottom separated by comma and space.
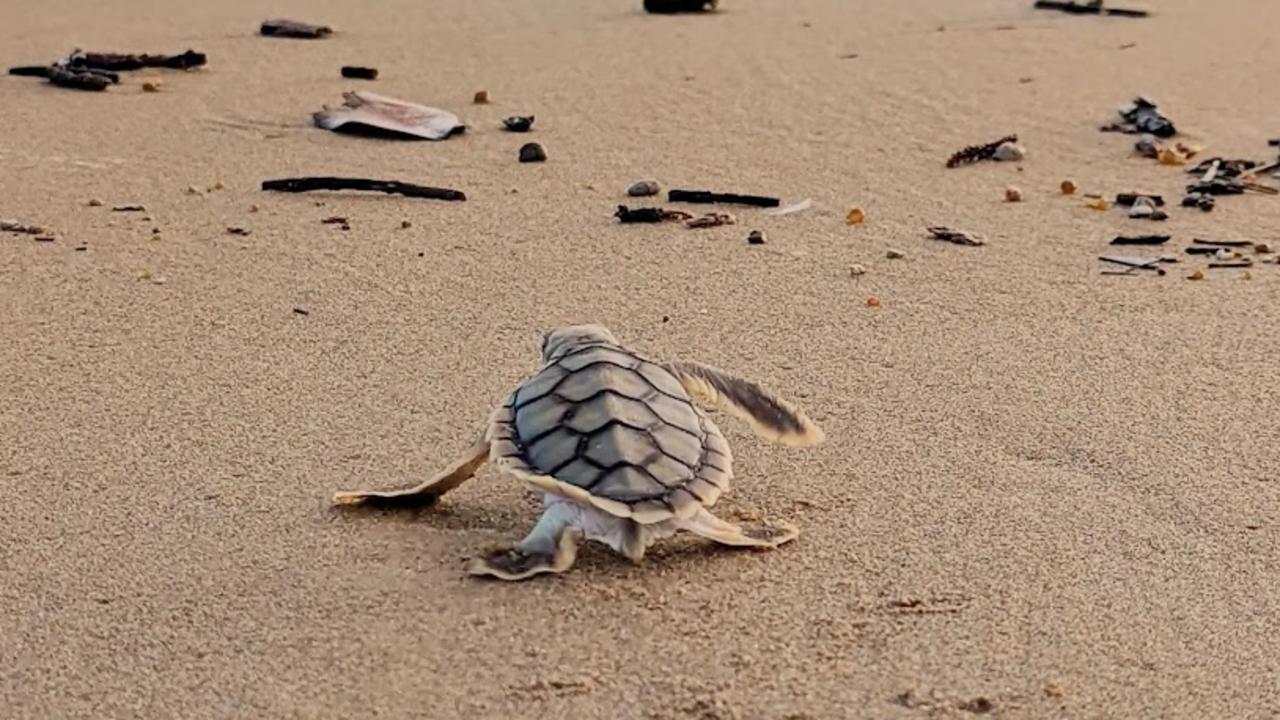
614, 206, 693, 224
47, 66, 112, 91
667, 189, 780, 208
1110, 235, 1170, 246
1034, 1, 1150, 18
945, 134, 1017, 168
341, 66, 378, 80
261, 177, 466, 201
68, 49, 207, 71
260, 19, 333, 38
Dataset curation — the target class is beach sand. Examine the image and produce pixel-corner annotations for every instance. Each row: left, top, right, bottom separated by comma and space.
2, 0, 1278, 717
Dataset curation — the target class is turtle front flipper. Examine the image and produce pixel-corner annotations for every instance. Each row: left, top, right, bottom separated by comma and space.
660, 360, 825, 447
332, 434, 490, 508
468, 509, 582, 581
676, 506, 799, 549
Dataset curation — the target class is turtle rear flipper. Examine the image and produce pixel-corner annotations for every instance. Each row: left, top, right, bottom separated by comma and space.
676, 506, 799, 548
661, 360, 825, 448
468, 511, 582, 581
332, 434, 489, 508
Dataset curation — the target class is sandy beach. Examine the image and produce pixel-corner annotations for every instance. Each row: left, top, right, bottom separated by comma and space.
3, 0, 1279, 717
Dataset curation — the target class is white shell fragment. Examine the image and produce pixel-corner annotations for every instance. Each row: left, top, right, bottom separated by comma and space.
993, 142, 1027, 162
763, 198, 814, 216
313, 90, 464, 140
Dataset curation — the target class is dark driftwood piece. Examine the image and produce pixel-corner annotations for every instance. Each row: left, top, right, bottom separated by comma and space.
1193, 238, 1252, 247
614, 206, 692, 224
1102, 97, 1175, 137
644, 0, 718, 12
47, 67, 112, 91
1115, 193, 1164, 206
9, 65, 54, 77
1184, 247, 1224, 255
945, 134, 1017, 168
667, 189, 780, 208
69, 50, 207, 71
1208, 261, 1253, 269
261, 177, 466, 201
341, 66, 378, 80
1110, 235, 1170, 246
260, 19, 333, 38
1034, 1, 1149, 18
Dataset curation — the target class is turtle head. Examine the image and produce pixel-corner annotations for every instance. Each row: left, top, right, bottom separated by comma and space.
540, 324, 618, 362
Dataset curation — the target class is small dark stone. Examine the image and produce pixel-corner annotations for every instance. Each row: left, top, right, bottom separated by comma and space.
747, 229, 767, 245
519, 142, 547, 163
502, 115, 535, 132
341, 66, 378, 80
292, 307, 310, 316
643, 0, 717, 13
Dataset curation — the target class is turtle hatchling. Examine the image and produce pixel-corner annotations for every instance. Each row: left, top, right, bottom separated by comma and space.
332, 323, 825, 581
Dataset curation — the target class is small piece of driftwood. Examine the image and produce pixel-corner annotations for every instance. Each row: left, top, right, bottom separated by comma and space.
46, 67, 112, 91
926, 226, 986, 246
644, 0, 719, 13
1034, 1, 1149, 18
68, 49, 207, 71
341, 66, 378, 80
8, 65, 53, 77
313, 91, 464, 141
945, 134, 1017, 168
2, 219, 50, 235
261, 177, 466, 201
1208, 261, 1253, 269
667, 189, 781, 208
1099, 256, 1165, 274
260, 20, 333, 39
1110, 235, 1170, 245
1193, 238, 1252, 247
614, 206, 692, 224
1185, 247, 1225, 256
1115, 193, 1164, 206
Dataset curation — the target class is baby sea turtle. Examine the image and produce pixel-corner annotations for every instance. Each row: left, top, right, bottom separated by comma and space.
332, 323, 824, 581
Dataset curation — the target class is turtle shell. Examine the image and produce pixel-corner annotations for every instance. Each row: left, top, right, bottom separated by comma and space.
489, 342, 733, 523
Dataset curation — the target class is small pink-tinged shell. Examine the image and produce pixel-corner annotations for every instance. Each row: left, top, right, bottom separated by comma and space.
314, 90, 464, 140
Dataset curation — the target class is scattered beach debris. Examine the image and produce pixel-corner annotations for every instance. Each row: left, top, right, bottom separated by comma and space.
519, 142, 547, 163
644, 0, 720, 13
1099, 255, 1166, 275
945, 134, 1018, 168
1193, 238, 1252, 248
2, 219, 50, 236
226, 226, 250, 236
614, 206, 692, 224
474, 90, 490, 104
747, 230, 767, 245
846, 207, 866, 224
47, 67, 113, 91
866, 296, 881, 308
67, 49, 207, 72
627, 180, 661, 197
112, 204, 146, 212
261, 176, 467, 201
849, 264, 867, 277
321, 216, 349, 224
260, 20, 333, 39
313, 91, 465, 140
503, 115, 535, 132
926, 226, 986, 246
1060, 180, 1078, 195
185, 185, 203, 195
685, 212, 736, 229
1034, 1, 1150, 18
87, 198, 104, 207
668, 189, 781, 208
1111, 234, 1170, 246
1127, 198, 1166, 220
1085, 196, 1110, 210
1187, 269, 1205, 280
886, 248, 907, 259
764, 198, 813, 216
142, 80, 162, 93
400, 219, 413, 229
1209, 260, 1253, 269
293, 307, 310, 316
993, 142, 1027, 162
1256, 242, 1274, 254
1102, 97, 1175, 137
1115, 193, 1163, 206
341, 66, 379, 80
1005, 186, 1023, 202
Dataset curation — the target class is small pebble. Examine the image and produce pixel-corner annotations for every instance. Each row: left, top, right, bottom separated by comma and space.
1158, 148, 1186, 166
866, 296, 881, 308
185, 185, 202, 195
628, 180, 660, 197
846, 207, 866, 225
886, 248, 906, 259
142, 81, 161, 93
993, 142, 1026, 162
1086, 196, 1110, 211
1255, 243, 1274, 254
1005, 186, 1023, 202
1135, 134, 1159, 158
226, 227, 250, 236
747, 230, 766, 245
849, 264, 867, 277
1128, 201, 1154, 219
1187, 269, 1205, 281
249, 204, 260, 213
502, 115, 534, 132
1150, 209, 1168, 221
401, 220, 413, 229
212, 180, 226, 191
87, 198, 104, 207
1060, 180, 1077, 195
474, 90, 489, 104
519, 142, 547, 163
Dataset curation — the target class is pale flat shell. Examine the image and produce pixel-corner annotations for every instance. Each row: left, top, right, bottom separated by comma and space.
763, 198, 813, 216
313, 90, 464, 140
